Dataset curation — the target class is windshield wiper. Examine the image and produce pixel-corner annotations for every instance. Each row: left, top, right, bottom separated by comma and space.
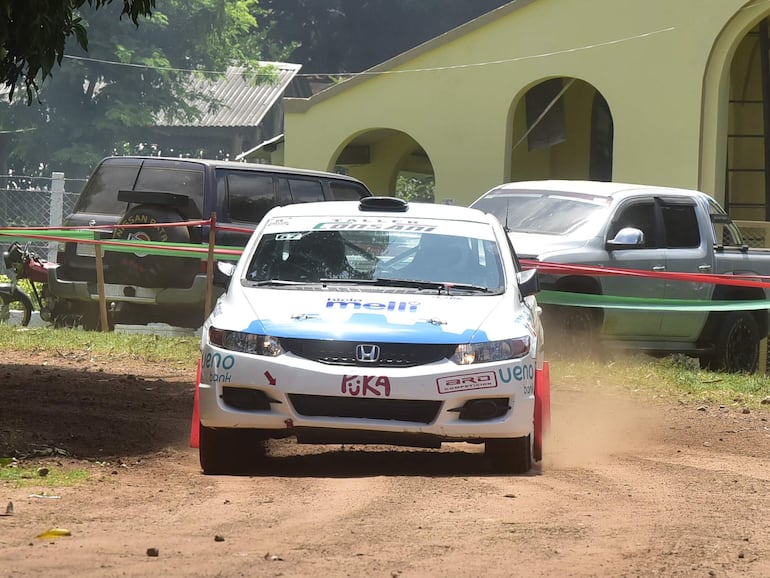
247, 279, 309, 286
373, 278, 491, 294
300, 277, 492, 294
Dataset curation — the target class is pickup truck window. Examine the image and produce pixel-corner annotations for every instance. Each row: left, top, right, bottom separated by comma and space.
661, 204, 700, 248
608, 202, 657, 248
707, 198, 744, 246
472, 191, 607, 235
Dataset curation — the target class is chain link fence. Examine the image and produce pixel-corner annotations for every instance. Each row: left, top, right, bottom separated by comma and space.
0, 173, 86, 275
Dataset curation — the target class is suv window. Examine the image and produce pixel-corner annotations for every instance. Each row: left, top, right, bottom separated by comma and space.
226, 173, 275, 224
288, 178, 325, 203
134, 165, 205, 216
73, 162, 140, 214
329, 181, 370, 201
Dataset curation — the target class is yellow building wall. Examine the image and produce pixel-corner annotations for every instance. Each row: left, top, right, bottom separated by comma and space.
285, 0, 759, 205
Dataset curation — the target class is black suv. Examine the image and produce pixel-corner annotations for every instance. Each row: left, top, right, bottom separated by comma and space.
49, 156, 374, 328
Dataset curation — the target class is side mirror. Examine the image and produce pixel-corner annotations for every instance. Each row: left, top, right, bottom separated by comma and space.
606, 227, 645, 250
517, 268, 540, 297
213, 261, 236, 288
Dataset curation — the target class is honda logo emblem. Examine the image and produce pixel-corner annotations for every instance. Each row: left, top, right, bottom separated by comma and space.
356, 344, 380, 363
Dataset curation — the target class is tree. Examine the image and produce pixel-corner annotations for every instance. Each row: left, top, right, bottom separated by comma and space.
259, 0, 510, 75
3, 0, 282, 178
0, 1, 156, 104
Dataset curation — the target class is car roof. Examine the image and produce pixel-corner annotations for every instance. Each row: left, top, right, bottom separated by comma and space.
100, 155, 368, 184
267, 199, 500, 225
481, 180, 712, 202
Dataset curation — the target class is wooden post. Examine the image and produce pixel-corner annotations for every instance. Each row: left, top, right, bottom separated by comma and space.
204, 212, 217, 320
94, 242, 110, 332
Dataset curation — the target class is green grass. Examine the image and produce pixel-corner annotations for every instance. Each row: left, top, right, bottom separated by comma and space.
0, 458, 90, 488
0, 324, 200, 364
551, 351, 770, 408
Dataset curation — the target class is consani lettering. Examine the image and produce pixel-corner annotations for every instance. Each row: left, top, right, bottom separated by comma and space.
326, 299, 419, 313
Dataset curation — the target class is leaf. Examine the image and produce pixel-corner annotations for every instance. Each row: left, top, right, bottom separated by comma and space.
36, 528, 72, 539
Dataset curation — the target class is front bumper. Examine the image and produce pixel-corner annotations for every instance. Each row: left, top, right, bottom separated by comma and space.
198, 346, 537, 444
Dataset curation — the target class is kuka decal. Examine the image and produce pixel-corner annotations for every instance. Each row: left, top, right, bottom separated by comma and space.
341, 375, 392, 397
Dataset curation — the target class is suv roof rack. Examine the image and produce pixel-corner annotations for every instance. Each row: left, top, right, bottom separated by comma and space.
359, 196, 408, 212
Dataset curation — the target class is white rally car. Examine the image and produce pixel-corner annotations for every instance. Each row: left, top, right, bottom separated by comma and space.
198, 197, 548, 474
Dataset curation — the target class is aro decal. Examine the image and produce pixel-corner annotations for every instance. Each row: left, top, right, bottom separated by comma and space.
436, 371, 498, 394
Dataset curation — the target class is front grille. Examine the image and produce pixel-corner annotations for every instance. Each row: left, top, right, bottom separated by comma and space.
280, 338, 456, 367
289, 394, 441, 424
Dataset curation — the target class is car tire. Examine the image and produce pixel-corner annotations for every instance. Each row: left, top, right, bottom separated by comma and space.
107, 205, 198, 288
485, 435, 532, 474
0, 287, 33, 326
701, 311, 760, 373
199, 425, 267, 475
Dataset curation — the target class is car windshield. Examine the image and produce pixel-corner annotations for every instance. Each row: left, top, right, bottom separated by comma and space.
472, 189, 610, 235
244, 226, 505, 292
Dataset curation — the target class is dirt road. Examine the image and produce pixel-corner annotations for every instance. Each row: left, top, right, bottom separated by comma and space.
1, 349, 769, 577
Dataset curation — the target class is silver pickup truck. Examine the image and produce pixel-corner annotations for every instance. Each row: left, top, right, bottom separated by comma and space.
471, 180, 770, 373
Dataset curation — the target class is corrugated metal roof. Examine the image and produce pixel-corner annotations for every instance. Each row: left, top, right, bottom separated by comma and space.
159, 62, 301, 128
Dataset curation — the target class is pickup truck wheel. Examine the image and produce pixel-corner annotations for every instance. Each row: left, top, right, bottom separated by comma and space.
485, 435, 532, 474
107, 205, 198, 289
543, 305, 602, 358
702, 311, 760, 373
199, 425, 267, 475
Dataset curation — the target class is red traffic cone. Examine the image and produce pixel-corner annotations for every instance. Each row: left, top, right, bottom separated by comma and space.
190, 358, 202, 448
534, 360, 551, 462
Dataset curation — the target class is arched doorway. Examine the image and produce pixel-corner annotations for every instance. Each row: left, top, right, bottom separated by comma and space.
331, 129, 435, 200
725, 17, 770, 221
508, 77, 614, 182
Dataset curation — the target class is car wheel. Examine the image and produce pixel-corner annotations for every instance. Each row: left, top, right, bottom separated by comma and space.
199, 425, 267, 475
485, 435, 532, 474
0, 287, 33, 326
107, 205, 198, 288
701, 311, 760, 373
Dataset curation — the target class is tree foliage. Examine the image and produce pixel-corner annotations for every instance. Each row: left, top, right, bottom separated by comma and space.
3, 0, 278, 177
259, 0, 509, 74
0, 0, 155, 103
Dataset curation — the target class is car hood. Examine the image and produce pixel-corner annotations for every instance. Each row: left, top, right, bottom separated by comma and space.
507, 231, 590, 260
213, 287, 533, 344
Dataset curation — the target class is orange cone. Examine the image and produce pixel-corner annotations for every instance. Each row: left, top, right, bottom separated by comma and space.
190, 358, 201, 448
534, 360, 551, 462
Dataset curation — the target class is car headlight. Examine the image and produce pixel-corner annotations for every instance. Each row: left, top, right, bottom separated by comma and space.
208, 327, 284, 357
450, 337, 530, 365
